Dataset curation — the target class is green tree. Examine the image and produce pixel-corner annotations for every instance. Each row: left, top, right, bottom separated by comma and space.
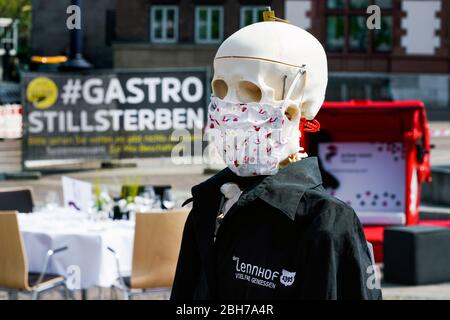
0, 0, 32, 56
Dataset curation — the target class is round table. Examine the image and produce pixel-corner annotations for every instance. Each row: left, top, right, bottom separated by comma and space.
18, 208, 135, 290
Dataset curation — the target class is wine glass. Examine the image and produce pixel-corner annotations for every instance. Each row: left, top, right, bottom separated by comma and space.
45, 191, 60, 212
162, 189, 175, 210
141, 186, 156, 211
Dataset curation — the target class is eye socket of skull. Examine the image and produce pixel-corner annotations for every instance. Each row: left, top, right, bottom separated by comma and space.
237, 81, 262, 103
212, 79, 228, 99
284, 105, 299, 121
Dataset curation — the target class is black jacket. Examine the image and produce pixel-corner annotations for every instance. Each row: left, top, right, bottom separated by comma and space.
171, 157, 382, 300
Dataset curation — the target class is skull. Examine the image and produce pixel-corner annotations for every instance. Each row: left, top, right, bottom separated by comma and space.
211, 21, 328, 163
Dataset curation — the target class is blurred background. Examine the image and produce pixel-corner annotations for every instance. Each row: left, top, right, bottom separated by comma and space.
0, 0, 450, 300
3, 0, 450, 113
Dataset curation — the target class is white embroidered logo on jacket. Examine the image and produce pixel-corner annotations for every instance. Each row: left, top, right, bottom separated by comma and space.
280, 269, 296, 287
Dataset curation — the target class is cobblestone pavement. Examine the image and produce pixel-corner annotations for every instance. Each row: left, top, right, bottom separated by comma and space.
382, 281, 450, 300
0, 288, 168, 300
1, 281, 450, 300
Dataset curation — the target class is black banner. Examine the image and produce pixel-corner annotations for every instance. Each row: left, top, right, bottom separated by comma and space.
22, 69, 208, 164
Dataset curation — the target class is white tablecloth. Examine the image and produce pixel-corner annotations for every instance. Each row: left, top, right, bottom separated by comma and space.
18, 209, 135, 289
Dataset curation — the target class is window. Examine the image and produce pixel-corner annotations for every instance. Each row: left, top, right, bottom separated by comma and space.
349, 16, 367, 52
374, 0, 392, 9
373, 16, 392, 52
195, 6, 224, 44
327, 16, 345, 51
327, 0, 345, 9
349, 0, 368, 9
150, 6, 178, 43
325, 0, 393, 53
240, 6, 265, 27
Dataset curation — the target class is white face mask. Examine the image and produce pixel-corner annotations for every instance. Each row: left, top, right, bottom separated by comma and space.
206, 69, 305, 176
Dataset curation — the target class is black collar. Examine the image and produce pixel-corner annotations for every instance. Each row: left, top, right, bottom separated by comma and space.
193, 157, 323, 221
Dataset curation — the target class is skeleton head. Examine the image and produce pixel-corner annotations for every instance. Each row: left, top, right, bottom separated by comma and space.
211, 22, 328, 162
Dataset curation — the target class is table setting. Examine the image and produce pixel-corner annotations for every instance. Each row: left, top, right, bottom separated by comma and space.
16, 177, 180, 292
18, 208, 135, 289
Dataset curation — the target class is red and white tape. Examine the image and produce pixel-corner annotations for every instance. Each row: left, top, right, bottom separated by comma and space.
0, 104, 22, 116
0, 104, 22, 139
430, 128, 450, 138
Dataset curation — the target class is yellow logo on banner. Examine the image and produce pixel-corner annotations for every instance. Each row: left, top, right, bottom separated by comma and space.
26, 77, 58, 109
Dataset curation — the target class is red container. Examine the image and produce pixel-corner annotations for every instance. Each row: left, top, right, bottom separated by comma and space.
302, 100, 432, 262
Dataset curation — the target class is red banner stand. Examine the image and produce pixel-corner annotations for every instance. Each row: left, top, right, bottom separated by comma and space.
302, 100, 432, 262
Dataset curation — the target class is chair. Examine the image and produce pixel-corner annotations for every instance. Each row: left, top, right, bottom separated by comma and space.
0, 187, 34, 213
0, 211, 70, 300
108, 210, 189, 300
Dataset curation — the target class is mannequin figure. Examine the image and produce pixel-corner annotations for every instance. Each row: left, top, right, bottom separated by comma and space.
171, 11, 381, 300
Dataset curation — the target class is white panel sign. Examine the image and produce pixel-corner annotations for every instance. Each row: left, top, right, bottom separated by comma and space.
319, 142, 405, 213
401, 0, 441, 55
62, 176, 93, 212
285, 0, 312, 30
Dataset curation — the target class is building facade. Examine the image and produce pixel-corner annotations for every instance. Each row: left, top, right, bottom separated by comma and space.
292, 0, 449, 73
113, 0, 450, 115
30, 0, 450, 114
114, 0, 283, 69
286, 0, 450, 114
